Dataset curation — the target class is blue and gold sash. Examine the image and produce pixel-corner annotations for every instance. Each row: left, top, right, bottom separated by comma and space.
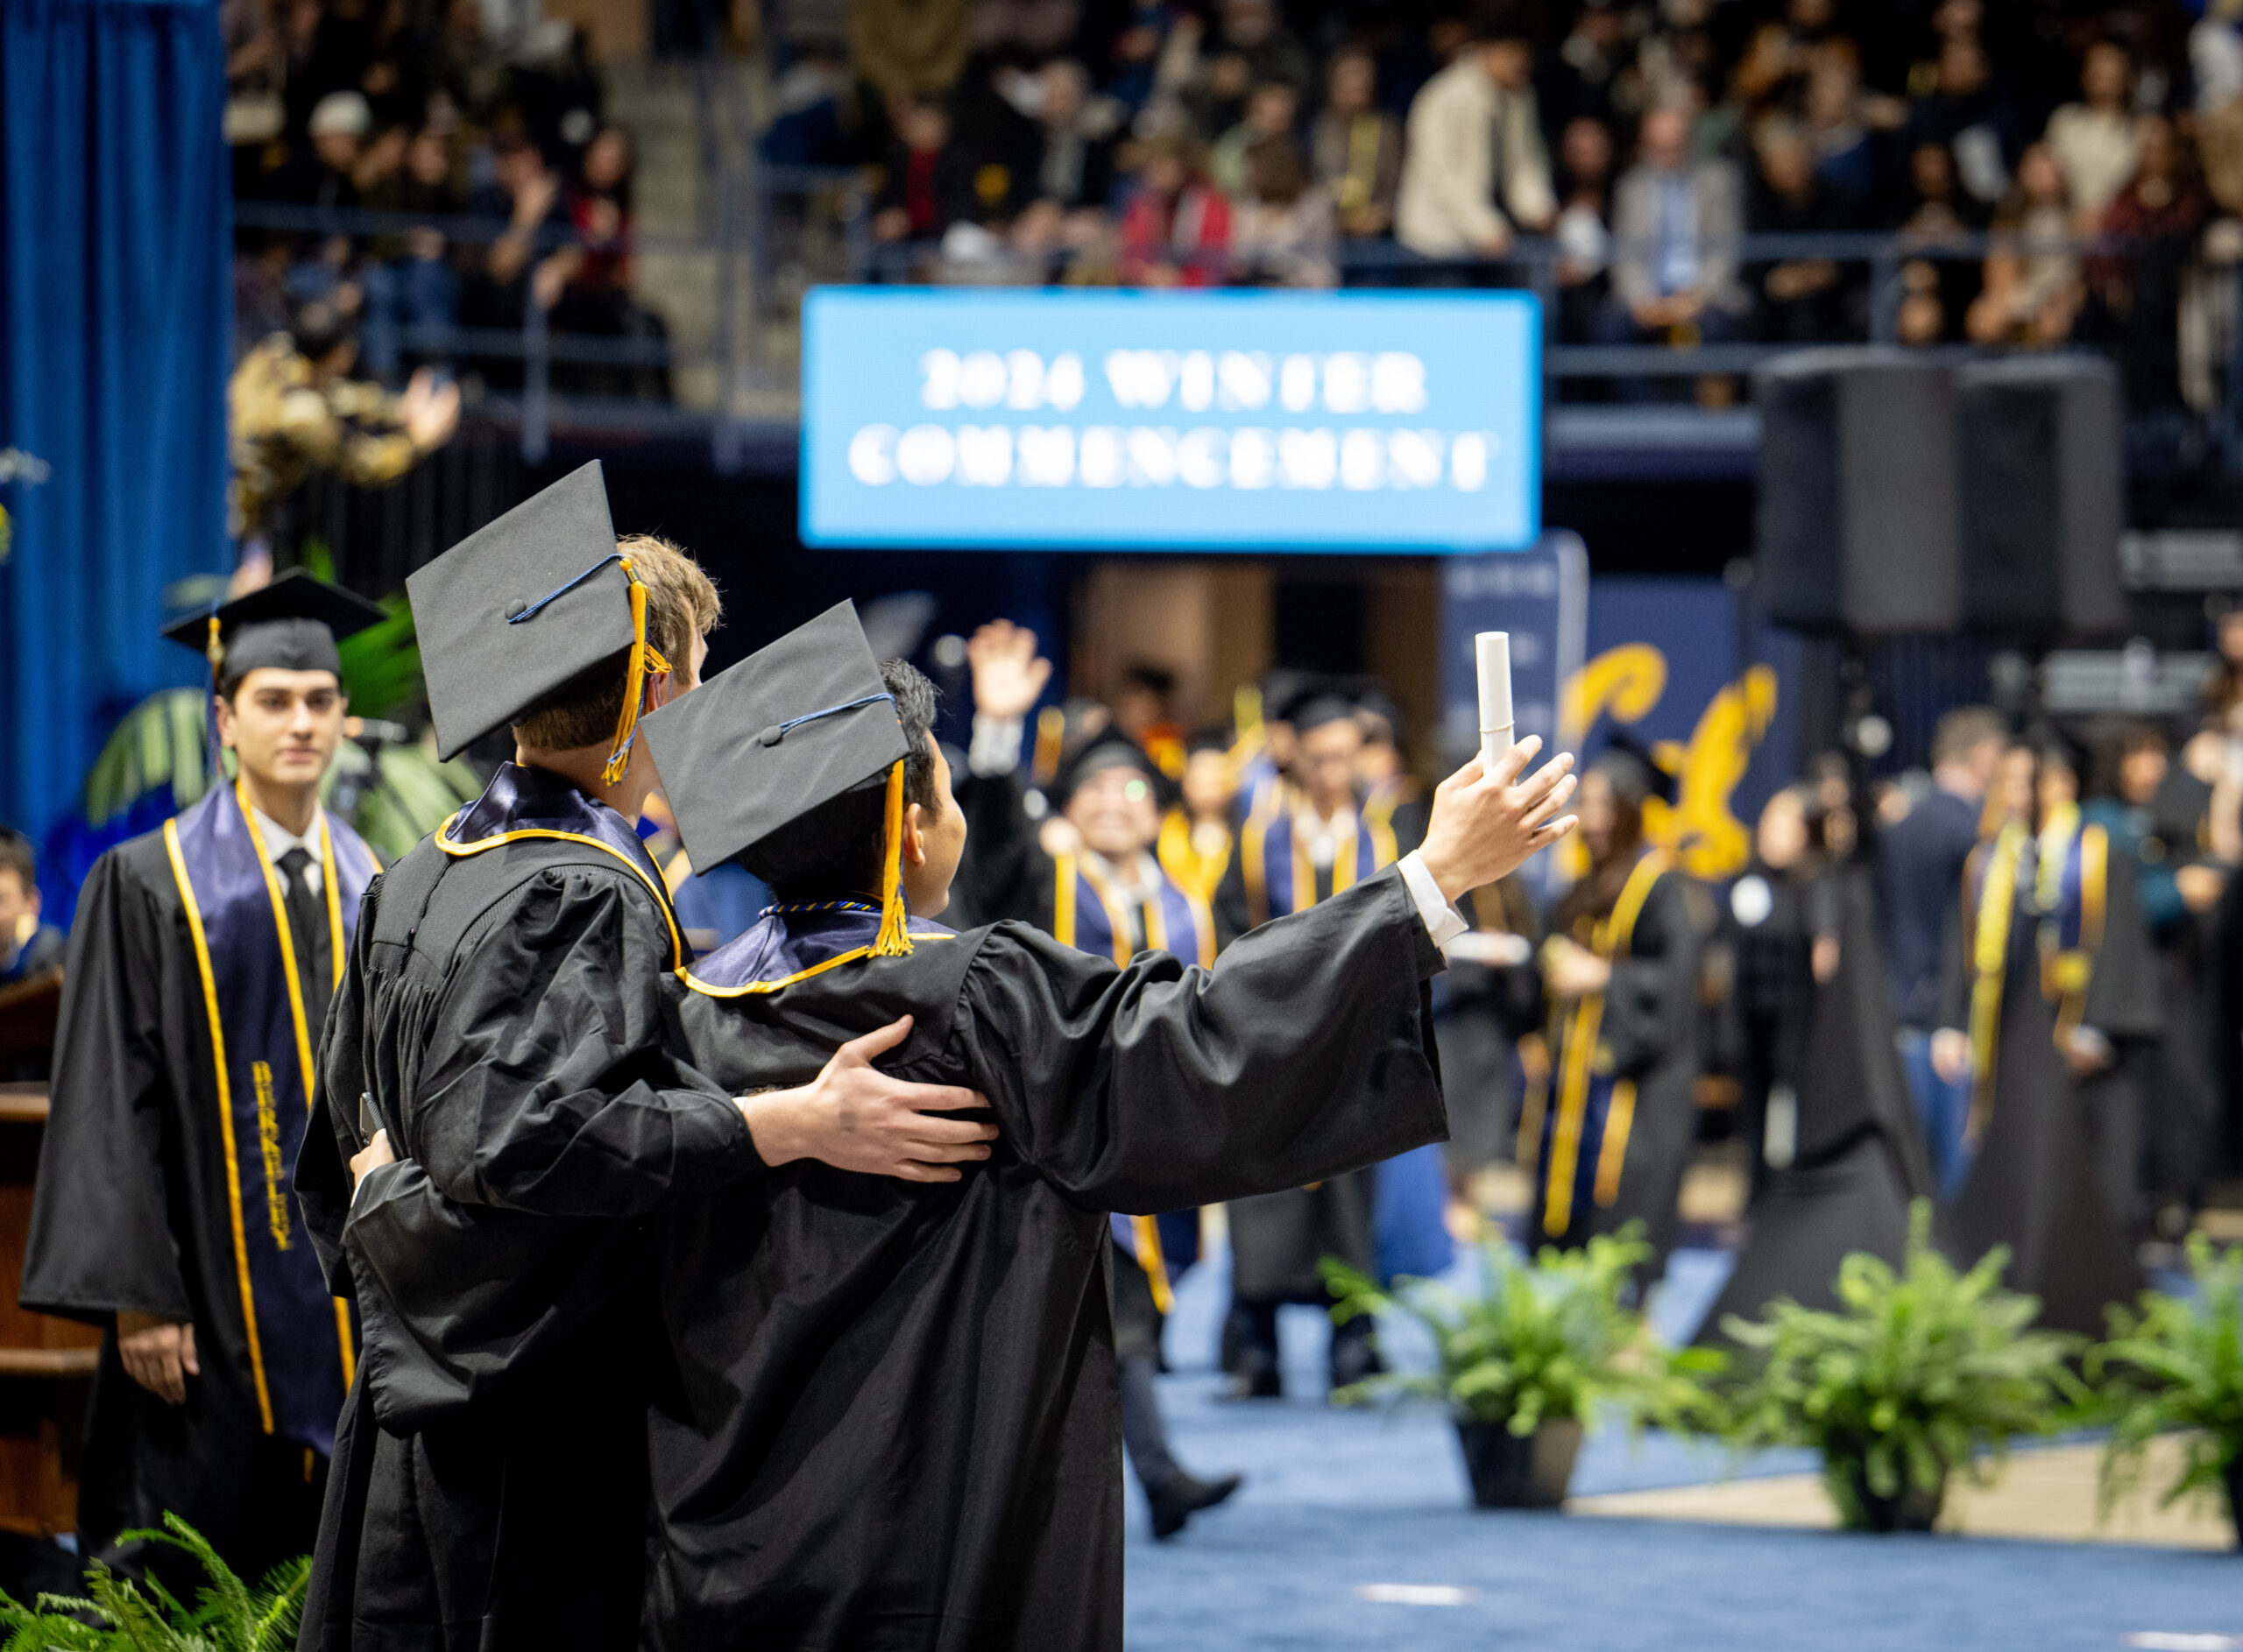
1238, 805, 1397, 929
1052, 853, 1214, 970
162, 780, 378, 1450
1526, 850, 1666, 1239
683, 900, 954, 998
437, 762, 686, 965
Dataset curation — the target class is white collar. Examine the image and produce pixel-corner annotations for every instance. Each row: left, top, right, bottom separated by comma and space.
251, 802, 325, 866
1082, 845, 1164, 898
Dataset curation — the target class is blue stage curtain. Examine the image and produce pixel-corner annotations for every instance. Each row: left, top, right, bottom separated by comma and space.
0, 0, 231, 921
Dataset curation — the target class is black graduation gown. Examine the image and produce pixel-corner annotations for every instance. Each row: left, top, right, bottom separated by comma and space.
1698, 869, 1935, 1344
1718, 864, 1840, 1197
294, 766, 758, 1652
1938, 899, 2142, 1337
1935, 821, 2163, 1232
1523, 859, 1702, 1271
23, 798, 375, 1586
647, 869, 1447, 1652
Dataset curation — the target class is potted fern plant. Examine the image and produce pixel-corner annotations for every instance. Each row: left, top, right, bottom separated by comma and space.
1721, 1202, 2084, 1532
1324, 1225, 1722, 1509
2089, 1232, 2243, 1547
0, 1512, 308, 1649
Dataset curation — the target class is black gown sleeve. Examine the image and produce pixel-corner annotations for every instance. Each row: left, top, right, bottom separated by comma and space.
951, 766, 1046, 926
2084, 847, 2162, 1041
299, 884, 377, 1301
401, 869, 760, 1218
21, 852, 193, 1324
1601, 876, 1699, 1079
950, 865, 1449, 1214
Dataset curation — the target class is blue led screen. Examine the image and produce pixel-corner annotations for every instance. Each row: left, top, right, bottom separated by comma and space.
800, 287, 1541, 553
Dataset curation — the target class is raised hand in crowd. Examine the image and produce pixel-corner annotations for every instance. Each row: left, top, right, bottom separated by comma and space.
967, 620, 1053, 720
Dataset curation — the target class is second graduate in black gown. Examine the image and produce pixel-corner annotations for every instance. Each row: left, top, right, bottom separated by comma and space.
632, 605, 1574, 1650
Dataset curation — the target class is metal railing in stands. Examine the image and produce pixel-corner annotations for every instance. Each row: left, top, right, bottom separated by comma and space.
235, 193, 2243, 469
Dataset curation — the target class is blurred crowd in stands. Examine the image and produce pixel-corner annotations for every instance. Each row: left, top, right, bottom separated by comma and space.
223, 0, 667, 403
762, 0, 2243, 413
213, 0, 2243, 415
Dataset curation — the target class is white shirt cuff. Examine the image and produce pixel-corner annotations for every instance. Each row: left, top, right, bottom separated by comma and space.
349, 1157, 395, 1210
1397, 851, 1468, 949
968, 714, 1025, 777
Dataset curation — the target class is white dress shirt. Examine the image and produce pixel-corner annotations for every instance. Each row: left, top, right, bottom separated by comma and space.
251, 804, 326, 895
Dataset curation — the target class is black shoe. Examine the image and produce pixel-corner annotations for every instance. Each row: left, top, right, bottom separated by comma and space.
1328, 1325, 1383, 1391
1148, 1472, 1242, 1539
1221, 1353, 1283, 1401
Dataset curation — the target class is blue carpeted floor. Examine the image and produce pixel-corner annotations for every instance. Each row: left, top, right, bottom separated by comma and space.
1122, 1246, 2243, 1650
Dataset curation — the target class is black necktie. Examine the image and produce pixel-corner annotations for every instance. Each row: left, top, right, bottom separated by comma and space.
276, 847, 332, 1039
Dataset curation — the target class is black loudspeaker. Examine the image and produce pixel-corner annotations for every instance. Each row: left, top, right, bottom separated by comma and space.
1754, 349, 1963, 634
1956, 357, 2127, 636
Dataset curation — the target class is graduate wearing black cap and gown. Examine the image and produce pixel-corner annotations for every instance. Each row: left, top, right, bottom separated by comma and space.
1212, 690, 1402, 1396
22, 573, 385, 1584
629, 605, 1571, 1651
1935, 737, 2160, 1300
1522, 745, 1702, 1272
289, 465, 765, 1649
294, 469, 987, 1650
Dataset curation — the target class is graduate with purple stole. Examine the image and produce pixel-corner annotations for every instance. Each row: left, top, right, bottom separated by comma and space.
25, 574, 386, 1586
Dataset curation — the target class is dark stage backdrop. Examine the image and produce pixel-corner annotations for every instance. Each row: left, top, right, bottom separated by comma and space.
0, 0, 232, 890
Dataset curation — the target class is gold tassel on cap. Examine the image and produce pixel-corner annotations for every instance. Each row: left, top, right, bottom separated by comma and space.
602, 558, 674, 787
206, 616, 225, 692
871, 759, 914, 957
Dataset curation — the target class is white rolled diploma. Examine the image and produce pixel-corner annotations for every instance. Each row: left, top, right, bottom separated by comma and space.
1475, 631, 1514, 772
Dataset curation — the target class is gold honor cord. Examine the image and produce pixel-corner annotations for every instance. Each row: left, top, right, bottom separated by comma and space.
1132, 1216, 1174, 1315
1592, 1079, 1638, 1208
1542, 851, 1666, 1237
163, 820, 277, 1436
1965, 825, 2026, 1145
435, 812, 687, 971
316, 820, 365, 1380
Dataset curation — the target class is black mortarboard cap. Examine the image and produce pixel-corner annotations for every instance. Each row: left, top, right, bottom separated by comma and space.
407, 461, 643, 761
160, 569, 386, 685
1053, 729, 1166, 806
1356, 688, 1407, 744
641, 601, 917, 950
1279, 681, 1362, 736
1594, 733, 1680, 806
